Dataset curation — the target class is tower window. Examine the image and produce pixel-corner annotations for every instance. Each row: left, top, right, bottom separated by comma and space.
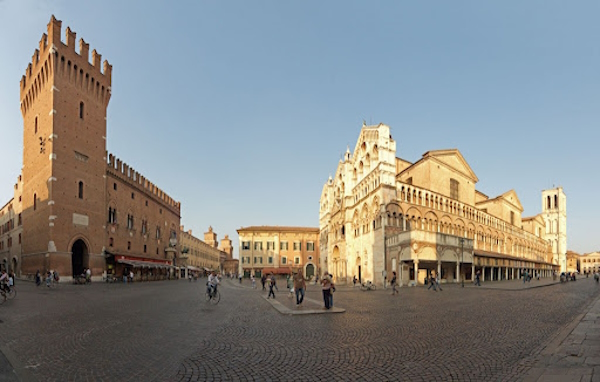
33, 193, 37, 211
109, 237, 114, 247
127, 241, 131, 250
35, 117, 38, 134
78, 181, 84, 199
113, 183, 117, 191
108, 207, 117, 224
144, 245, 147, 253
131, 192, 135, 199
79, 102, 84, 119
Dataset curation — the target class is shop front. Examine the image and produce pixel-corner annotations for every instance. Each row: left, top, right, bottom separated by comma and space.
112, 255, 175, 282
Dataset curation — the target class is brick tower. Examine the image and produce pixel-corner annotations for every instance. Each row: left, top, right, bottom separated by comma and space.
20, 16, 111, 278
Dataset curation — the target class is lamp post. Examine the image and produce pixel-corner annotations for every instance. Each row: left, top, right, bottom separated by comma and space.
459, 237, 465, 288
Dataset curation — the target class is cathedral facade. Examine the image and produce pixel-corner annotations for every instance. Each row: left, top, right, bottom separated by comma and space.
319, 123, 564, 286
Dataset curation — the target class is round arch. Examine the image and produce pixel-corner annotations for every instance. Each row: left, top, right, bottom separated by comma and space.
71, 238, 90, 277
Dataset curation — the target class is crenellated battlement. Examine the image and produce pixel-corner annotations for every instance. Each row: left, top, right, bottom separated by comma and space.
106, 153, 181, 213
20, 15, 112, 116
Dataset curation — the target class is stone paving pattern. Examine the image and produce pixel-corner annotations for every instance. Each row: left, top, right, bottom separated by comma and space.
0, 277, 597, 381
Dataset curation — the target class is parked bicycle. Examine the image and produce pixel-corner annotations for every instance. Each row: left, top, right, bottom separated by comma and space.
360, 280, 376, 291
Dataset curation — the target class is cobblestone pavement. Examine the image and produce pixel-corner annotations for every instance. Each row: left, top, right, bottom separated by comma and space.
0, 277, 598, 381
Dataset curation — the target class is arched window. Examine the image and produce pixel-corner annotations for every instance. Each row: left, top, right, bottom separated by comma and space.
547, 196, 551, 209
79, 102, 84, 119
78, 181, 84, 199
554, 195, 558, 209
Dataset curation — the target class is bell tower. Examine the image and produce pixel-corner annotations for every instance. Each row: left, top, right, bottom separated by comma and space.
20, 15, 112, 275
542, 187, 567, 272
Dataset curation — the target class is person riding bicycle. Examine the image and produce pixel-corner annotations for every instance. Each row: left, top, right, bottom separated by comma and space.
0, 270, 9, 294
207, 271, 220, 297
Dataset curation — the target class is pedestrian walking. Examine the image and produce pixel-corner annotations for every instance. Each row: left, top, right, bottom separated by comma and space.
261, 274, 267, 291
251, 275, 256, 289
267, 273, 276, 299
293, 269, 306, 306
390, 271, 398, 295
321, 272, 332, 309
35, 270, 41, 287
475, 270, 481, 286
353, 275, 357, 288
427, 271, 437, 291
239, 274, 243, 284
435, 272, 443, 291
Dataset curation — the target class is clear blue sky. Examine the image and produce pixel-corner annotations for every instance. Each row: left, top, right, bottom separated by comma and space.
1, 1, 598, 257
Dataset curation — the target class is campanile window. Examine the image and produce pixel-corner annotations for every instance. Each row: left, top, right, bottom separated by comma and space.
79, 102, 84, 119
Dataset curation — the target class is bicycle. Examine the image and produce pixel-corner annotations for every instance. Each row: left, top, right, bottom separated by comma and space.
5, 285, 16, 300
360, 281, 376, 291
205, 286, 220, 305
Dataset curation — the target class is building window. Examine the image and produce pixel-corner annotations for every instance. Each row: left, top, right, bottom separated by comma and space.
141, 220, 147, 235
267, 241, 275, 250
308, 256, 313, 261
113, 183, 117, 191
79, 102, 84, 119
131, 192, 135, 199
145, 200, 148, 207
306, 242, 314, 251
241, 241, 250, 250
280, 241, 288, 250
144, 245, 147, 253
159, 208, 162, 214
109, 237, 113, 247
33, 193, 37, 211
294, 257, 300, 264
7, 237, 12, 248
293, 242, 301, 251
108, 207, 117, 223
254, 242, 263, 251
268, 256, 273, 264
78, 181, 84, 199
18, 213, 21, 226
450, 179, 459, 200
156, 227, 161, 239
127, 241, 131, 250
510, 211, 515, 226
241, 257, 245, 264
281, 257, 287, 264
127, 214, 134, 230
18, 233, 21, 244
34, 116, 38, 134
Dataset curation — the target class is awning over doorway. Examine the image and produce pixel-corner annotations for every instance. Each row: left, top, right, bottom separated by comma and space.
117, 258, 173, 269
186, 266, 200, 271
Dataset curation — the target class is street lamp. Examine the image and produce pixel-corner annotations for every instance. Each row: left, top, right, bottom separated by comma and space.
459, 237, 465, 288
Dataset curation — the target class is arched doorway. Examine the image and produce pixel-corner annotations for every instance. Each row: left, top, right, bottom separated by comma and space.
71, 239, 89, 277
332, 246, 340, 279
11, 258, 17, 276
305, 263, 315, 279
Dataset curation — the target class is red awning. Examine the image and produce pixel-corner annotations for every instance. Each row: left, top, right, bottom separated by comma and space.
261, 267, 293, 275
